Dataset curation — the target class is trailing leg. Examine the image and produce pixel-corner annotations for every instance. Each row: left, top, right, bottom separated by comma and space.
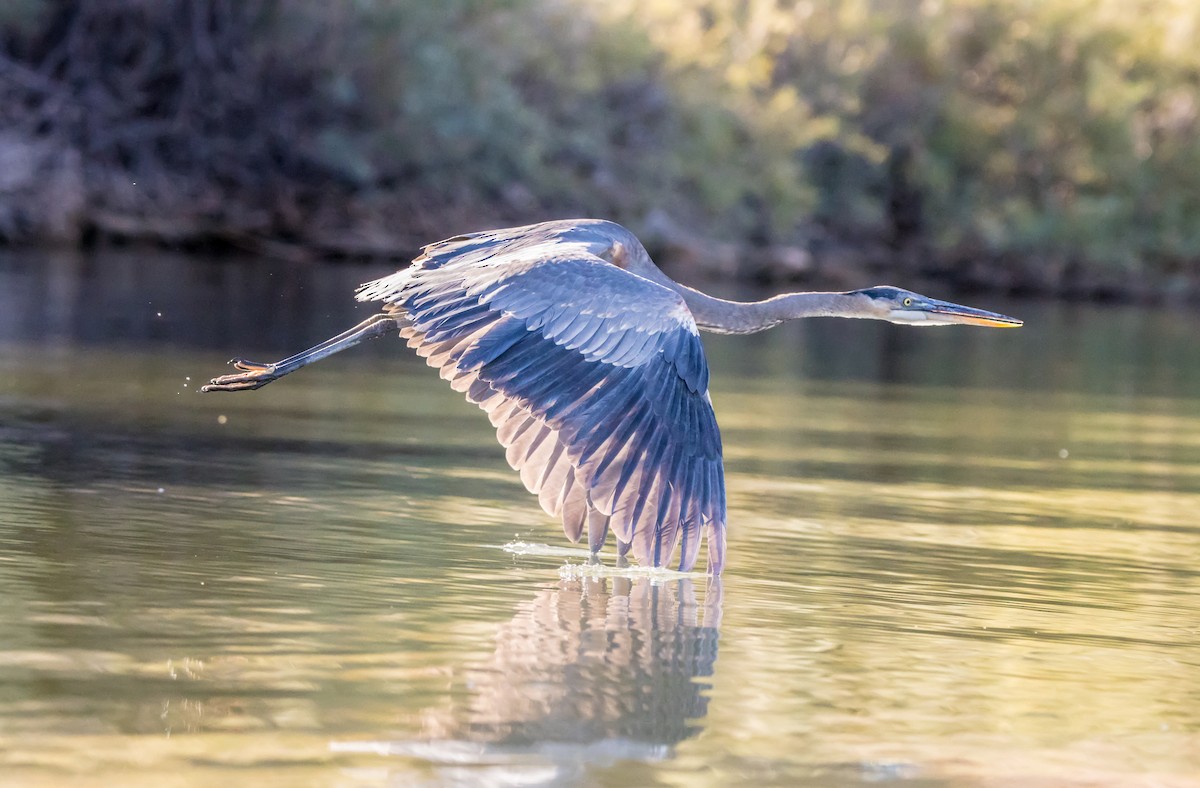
202, 313, 400, 392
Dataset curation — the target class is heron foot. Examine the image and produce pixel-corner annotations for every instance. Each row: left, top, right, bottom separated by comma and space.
201, 363, 279, 392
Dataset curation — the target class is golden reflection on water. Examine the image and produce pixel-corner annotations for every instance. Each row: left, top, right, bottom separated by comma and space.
1, 290, 1200, 784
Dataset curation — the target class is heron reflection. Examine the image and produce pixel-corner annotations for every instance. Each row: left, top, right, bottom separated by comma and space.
335, 574, 721, 780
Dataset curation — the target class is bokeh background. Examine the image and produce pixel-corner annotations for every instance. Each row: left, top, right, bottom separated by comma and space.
2, 0, 1198, 297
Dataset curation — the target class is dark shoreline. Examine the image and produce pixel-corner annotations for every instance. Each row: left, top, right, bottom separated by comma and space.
6, 222, 1194, 306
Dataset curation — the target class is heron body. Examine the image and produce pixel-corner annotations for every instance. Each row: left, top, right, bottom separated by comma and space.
204, 219, 1021, 574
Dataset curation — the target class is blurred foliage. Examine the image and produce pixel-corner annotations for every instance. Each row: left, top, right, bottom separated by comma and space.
2, 0, 1199, 281
325, 0, 1200, 272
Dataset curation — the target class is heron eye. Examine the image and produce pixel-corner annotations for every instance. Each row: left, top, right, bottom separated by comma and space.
902, 297, 913, 307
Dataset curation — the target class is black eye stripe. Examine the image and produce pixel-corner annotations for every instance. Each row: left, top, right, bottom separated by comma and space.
856, 287, 899, 299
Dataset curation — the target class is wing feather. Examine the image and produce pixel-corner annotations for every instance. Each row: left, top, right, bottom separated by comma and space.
586, 509, 611, 553
535, 441, 572, 515
560, 472, 588, 543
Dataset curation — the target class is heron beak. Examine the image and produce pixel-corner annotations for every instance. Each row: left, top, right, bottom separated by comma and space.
923, 299, 1023, 328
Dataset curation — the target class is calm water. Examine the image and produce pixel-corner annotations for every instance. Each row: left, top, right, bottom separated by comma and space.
1, 251, 1199, 786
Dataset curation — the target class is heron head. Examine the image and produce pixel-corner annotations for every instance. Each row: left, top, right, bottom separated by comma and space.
850, 286, 1023, 328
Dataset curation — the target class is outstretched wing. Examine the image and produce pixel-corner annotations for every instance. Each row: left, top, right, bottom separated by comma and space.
357, 228, 726, 573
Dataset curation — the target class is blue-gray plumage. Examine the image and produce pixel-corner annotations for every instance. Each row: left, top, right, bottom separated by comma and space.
204, 219, 1022, 574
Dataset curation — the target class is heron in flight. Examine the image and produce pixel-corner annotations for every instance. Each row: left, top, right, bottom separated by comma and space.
204, 219, 1021, 574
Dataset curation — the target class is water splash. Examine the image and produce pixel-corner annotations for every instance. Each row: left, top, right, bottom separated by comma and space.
500, 540, 594, 559
557, 561, 701, 583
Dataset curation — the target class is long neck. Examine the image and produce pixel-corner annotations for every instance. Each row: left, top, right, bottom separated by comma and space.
616, 238, 866, 334
669, 283, 864, 335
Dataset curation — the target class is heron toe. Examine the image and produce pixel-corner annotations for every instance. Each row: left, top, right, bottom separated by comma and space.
201, 369, 276, 391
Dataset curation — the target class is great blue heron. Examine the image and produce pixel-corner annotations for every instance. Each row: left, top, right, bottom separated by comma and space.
204, 219, 1021, 574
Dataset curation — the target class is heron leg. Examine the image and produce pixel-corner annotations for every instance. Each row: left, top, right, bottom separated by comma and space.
202, 313, 399, 392
219, 313, 397, 375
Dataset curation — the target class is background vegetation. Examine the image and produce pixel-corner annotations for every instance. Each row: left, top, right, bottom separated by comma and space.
1, 0, 1198, 297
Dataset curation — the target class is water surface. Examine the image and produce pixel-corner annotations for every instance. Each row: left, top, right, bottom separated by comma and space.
1, 251, 1198, 785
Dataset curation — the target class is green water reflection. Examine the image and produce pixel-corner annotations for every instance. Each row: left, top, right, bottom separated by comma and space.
0, 252, 1198, 785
